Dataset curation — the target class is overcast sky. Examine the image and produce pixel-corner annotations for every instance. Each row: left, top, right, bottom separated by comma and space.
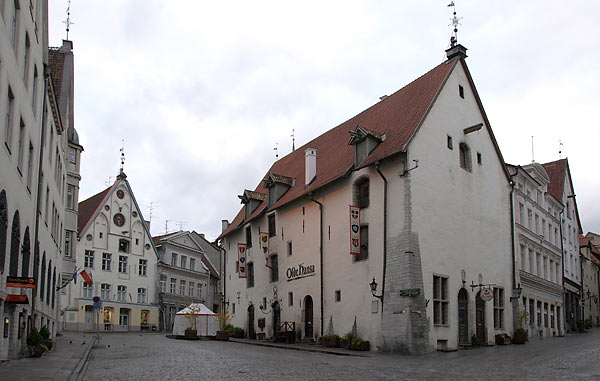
48, 1, 600, 240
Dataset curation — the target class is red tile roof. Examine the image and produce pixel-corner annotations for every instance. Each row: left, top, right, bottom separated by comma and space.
77, 186, 112, 236
542, 159, 567, 201
48, 48, 66, 100
219, 59, 458, 239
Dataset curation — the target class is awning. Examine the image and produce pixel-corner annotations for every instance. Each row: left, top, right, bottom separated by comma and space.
4, 294, 29, 304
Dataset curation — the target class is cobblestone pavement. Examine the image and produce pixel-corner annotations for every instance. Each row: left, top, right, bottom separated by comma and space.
84, 329, 600, 380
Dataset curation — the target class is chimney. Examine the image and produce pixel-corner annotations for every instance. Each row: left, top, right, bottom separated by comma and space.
445, 44, 467, 60
221, 220, 229, 233
200, 233, 205, 239
61, 40, 73, 53
305, 148, 317, 186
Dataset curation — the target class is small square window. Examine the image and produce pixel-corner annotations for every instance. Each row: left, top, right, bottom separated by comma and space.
477, 152, 482, 165
335, 290, 341, 302
288, 292, 293, 306
459, 85, 464, 98
287, 241, 292, 256
447, 135, 453, 149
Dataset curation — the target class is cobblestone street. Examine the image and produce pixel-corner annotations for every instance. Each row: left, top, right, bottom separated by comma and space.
83, 329, 600, 380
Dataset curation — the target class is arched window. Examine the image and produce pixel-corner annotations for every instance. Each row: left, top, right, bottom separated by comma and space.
46, 259, 52, 305
52, 268, 57, 309
0, 190, 7, 273
40, 253, 46, 302
353, 177, 369, 208
9, 211, 20, 276
21, 226, 30, 277
459, 143, 472, 172
32, 244, 39, 297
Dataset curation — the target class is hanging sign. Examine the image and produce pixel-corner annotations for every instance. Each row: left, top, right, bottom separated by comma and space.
260, 232, 271, 269
349, 205, 361, 255
480, 287, 494, 302
238, 243, 247, 278
6, 276, 36, 289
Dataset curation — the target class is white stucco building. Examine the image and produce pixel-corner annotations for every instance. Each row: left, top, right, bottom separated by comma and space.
542, 159, 582, 332
579, 234, 600, 326
509, 163, 564, 339
218, 44, 514, 353
62, 170, 159, 332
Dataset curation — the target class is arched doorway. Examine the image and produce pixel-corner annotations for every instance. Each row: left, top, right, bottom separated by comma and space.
247, 304, 255, 339
272, 301, 280, 337
475, 291, 486, 344
458, 288, 469, 345
304, 295, 313, 339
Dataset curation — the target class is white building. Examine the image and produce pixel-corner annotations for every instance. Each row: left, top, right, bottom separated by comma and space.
218, 44, 513, 353
509, 163, 564, 338
542, 159, 582, 332
579, 234, 600, 326
1, 1, 77, 359
153, 230, 220, 331
62, 170, 159, 332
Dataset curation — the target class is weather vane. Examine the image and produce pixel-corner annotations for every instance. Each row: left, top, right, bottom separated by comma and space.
559, 140, 563, 159
63, 0, 74, 40
120, 139, 126, 170
291, 129, 296, 151
448, 2, 462, 47
274, 142, 279, 159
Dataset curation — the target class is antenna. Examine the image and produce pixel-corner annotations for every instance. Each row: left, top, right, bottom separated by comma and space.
104, 176, 113, 186
531, 136, 535, 163
448, 2, 462, 48
274, 143, 279, 159
559, 140, 563, 159
119, 140, 126, 170
164, 219, 172, 235
63, 0, 74, 40
291, 129, 296, 151
176, 221, 187, 231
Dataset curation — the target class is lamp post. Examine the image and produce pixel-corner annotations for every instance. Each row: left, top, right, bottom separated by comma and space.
369, 277, 383, 301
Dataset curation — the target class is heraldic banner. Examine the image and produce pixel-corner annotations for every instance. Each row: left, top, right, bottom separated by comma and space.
238, 243, 247, 278
259, 232, 271, 268
349, 205, 361, 255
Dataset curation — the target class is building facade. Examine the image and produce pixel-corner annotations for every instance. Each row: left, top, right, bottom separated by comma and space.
509, 163, 564, 339
542, 159, 582, 332
219, 45, 514, 353
154, 231, 220, 331
62, 171, 159, 332
580, 234, 600, 326
0, 0, 80, 360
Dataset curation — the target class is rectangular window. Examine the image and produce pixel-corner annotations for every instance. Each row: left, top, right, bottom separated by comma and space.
493, 288, 504, 329
64, 230, 73, 257
137, 288, 147, 304
179, 280, 186, 295
170, 278, 177, 294
447, 135, 453, 149
160, 275, 167, 293
529, 299, 535, 326
537, 301, 542, 326
102, 253, 112, 271
542, 219, 546, 238
83, 283, 93, 299
519, 203, 524, 224
550, 305, 555, 329
118, 255, 128, 274
189, 281, 195, 297
245, 226, 252, 248
247, 262, 254, 288
84, 250, 94, 268
117, 285, 127, 302
476, 152, 482, 165
17, 119, 25, 173
433, 275, 449, 325
138, 259, 147, 276
458, 84, 464, 98
288, 292, 293, 306
68, 147, 76, 163
287, 241, 292, 256
354, 226, 369, 262
67, 184, 75, 209
180, 255, 187, 269
118, 239, 130, 253
270, 254, 278, 282
268, 214, 276, 237
520, 244, 526, 271
101, 283, 111, 301
535, 214, 540, 234
4, 87, 14, 150
357, 179, 369, 208
335, 290, 341, 302
459, 143, 471, 172
189, 258, 195, 271
544, 303, 549, 328
171, 253, 177, 266
197, 283, 202, 299
527, 209, 532, 230
26, 142, 33, 190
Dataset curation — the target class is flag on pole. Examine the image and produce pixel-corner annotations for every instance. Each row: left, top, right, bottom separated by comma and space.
72, 270, 78, 284
80, 268, 93, 285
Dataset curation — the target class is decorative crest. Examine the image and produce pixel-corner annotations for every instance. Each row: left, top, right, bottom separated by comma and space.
448, 2, 462, 47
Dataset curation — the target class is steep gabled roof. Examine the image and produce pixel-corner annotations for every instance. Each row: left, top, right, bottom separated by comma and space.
48, 48, 66, 100
219, 59, 458, 239
542, 159, 567, 202
77, 186, 113, 235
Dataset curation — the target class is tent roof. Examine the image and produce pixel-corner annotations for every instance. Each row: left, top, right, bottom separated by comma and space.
176, 303, 216, 315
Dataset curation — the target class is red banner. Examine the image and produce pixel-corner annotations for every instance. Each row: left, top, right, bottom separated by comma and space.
238, 243, 247, 278
260, 232, 271, 269
350, 205, 361, 255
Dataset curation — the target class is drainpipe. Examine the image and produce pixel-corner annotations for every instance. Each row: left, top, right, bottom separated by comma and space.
508, 171, 518, 331
308, 192, 324, 337
220, 242, 227, 317
559, 208, 566, 333
375, 161, 387, 312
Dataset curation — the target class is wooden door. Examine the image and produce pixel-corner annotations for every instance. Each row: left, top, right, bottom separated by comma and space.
476, 292, 485, 343
248, 305, 255, 339
458, 288, 469, 344
304, 295, 313, 339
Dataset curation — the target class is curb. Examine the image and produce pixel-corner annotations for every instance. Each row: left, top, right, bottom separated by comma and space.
228, 339, 373, 357
67, 337, 95, 381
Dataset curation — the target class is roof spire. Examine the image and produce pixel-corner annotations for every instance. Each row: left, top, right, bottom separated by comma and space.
559, 139, 563, 159
274, 142, 279, 159
291, 129, 296, 151
448, 2, 461, 48
63, 0, 74, 40
117, 139, 127, 179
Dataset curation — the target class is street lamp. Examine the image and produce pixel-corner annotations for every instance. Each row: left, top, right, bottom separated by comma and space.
369, 277, 383, 301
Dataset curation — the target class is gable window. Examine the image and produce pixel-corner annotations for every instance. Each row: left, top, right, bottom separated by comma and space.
493, 288, 504, 329
245, 226, 252, 247
118, 239, 129, 253
189, 258, 195, 271
433, 275, 449, 325
138, 259, 147, 276
102, 253, 112, 271
118, 255, 128, 274
459, 85, 464, 98
459, 143, 472, 172
247, 262, 254, 288
171, 253, 177, 266
270, 254, 278, 282
355, 178, 369, 209
354, 226, 369, 262
84, 250, 94, 268
447, 135, 453, 150
268, 214, 276, 237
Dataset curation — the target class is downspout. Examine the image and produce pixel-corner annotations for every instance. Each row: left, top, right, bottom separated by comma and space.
32, 64, 51, 325
309, 192, 324, 337
220, 242, 227, 317
559, 208, 566, 332
508, 172, 517, 295
375, 161, 387, 312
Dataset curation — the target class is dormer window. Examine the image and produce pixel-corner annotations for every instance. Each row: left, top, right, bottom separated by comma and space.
263, 173, 294, 208
348, 125, 382, 167
239, 190, 267, 220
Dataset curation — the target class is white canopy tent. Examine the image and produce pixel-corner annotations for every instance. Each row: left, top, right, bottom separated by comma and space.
173, 303, 220, 337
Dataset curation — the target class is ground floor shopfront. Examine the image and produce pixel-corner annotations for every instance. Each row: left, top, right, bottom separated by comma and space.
63, 299, 159, 332
564, 280, 582, 333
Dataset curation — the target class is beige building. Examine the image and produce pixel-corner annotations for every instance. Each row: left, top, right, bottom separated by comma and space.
62, 170, 159, 332
219, 44, 514, 353
580, 234, 600, 326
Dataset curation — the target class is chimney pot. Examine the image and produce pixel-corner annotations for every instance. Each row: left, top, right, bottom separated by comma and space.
305, 148, 317, 186
221, 220, 229, 233
445, 44, 468, 60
